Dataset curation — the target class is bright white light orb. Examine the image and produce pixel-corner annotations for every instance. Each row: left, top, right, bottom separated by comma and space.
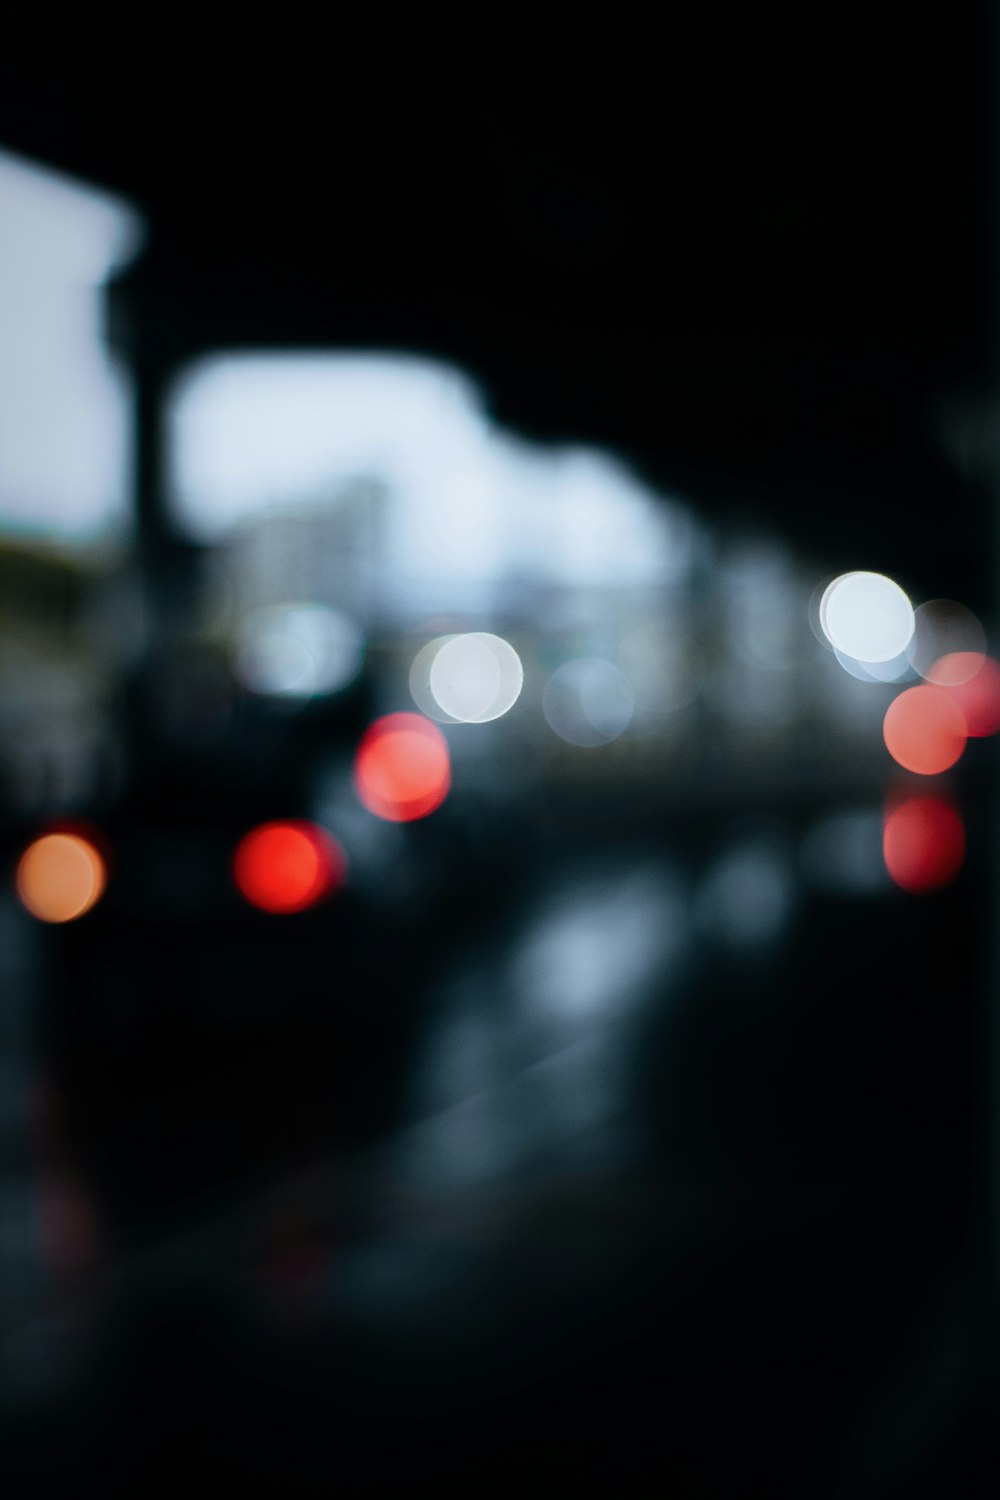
410, 633, 523, 723
429, 633, 523, 723
543, 659, 634, 747
235, 604, 364, 698
819, 572, 914, 663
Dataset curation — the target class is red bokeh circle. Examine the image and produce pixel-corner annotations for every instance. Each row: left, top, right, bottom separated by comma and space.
934, 653, 1000, 737
353, 712, 451, 822
883, 796, 965, 893
234, 821, 346, 913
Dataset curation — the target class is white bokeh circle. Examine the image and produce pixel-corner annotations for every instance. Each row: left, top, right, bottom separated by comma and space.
819, 572, 914, 663
543, 659, 634, 747
410, 632, 523, 723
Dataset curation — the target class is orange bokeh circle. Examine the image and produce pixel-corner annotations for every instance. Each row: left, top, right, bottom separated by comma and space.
16, 833, 107, 923
353, 712, 451, 822
882, 685, 967, 775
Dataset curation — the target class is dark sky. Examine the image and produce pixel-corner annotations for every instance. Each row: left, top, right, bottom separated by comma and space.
0, 16, 993, 593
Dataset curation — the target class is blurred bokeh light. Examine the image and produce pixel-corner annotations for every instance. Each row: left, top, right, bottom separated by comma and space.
935, 653, 1000, 736
409, 632, 523, 724
353, 713, 451, 821
908, 599, 986, 680
883, 795, 965, 893
695, 840, 795, 949
234, 603, 364, 699
542, 659, 634, 746
882, 684, 967, 774
15, 831, 107, 923
820, 571, 915, 664
233, 821, 346, 913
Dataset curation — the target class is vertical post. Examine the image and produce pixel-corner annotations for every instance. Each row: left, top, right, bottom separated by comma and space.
106, 253, 204, 774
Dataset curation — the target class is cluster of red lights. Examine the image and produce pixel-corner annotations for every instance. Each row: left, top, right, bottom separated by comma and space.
880, 651, 1000, 893
14, 713, 452, 923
